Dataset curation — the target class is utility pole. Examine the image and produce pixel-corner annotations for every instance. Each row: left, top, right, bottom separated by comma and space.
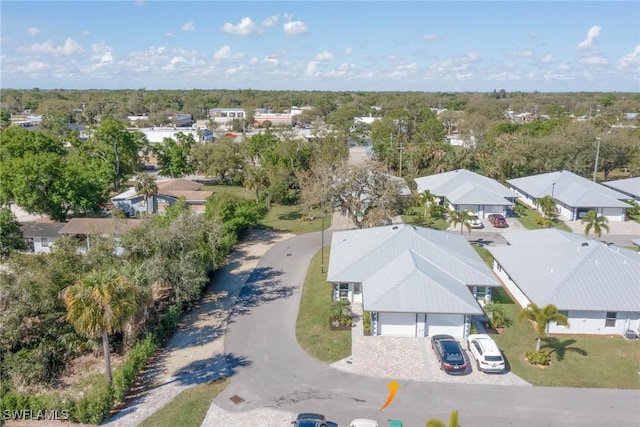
593, 137, 601, 182
398, 143, 404, 179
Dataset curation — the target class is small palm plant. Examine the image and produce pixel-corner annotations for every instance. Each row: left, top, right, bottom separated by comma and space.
581, 210, 610, 239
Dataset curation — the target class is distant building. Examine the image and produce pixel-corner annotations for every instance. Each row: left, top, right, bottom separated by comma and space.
208, 108, 246, 125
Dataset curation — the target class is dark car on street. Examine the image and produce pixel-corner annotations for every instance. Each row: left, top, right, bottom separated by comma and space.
487, 213, 508, 228
431, 334, 468, 375
292, 413, 328, 427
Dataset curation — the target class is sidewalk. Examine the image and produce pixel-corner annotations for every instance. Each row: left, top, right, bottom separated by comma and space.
101, 229, 293, 427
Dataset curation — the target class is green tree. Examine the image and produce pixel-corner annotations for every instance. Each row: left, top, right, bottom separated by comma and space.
191, 139, 244, 181
418, 189, 436, 217
535, 195, 558, 228
0, 207, 26, 257
243, 166, 270, 203
134, 172, 158, 214
581, 210, 610, 239
63, 268, 144, 385
154, 133, 196, 178
447, 208, 473, 235
0, 110, 12, 129
517, 303, 569, 352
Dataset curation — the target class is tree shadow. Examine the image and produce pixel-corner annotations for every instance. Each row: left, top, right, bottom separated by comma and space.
229, 266, 294, 319
469, 238, 494, 247
277, 211, 302, 220
541, 337, 588, 361
174, 352, 251, 386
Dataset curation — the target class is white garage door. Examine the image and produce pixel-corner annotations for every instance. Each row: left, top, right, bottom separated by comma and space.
484, 205, 504, 214
426, 314, 464, 337
378, 312, 416, 337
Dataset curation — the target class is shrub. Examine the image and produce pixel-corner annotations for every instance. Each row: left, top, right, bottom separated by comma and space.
113, 335, 158, 402
2, 346, 65, 388
470, 322, 478, 335
483, 302, 507, 329
526, 350, 551, 366
329, 300, 353, 327
363, 312, 371, 335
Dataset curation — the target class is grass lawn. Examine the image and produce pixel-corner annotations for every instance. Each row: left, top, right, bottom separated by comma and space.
514, 202, 572, 232
138, 379, 229, 427
493, 303, 640, 389
259, 204, 331, 234
296, 247, 351, 363
401, 206, 449, 230
472, 244, 494, 268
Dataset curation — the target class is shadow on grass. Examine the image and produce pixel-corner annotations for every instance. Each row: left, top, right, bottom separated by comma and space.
541, 337, 588, 361
277, 211, 303, 220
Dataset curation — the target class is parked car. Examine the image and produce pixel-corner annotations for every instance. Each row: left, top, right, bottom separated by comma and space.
466, 334, 506, 373
350, 419, 379, 427
487, 213, 508, 228
293, 413, 327, 427
465, 210, 484, 229
388, 420, 404, 427
431, 334, 468, 375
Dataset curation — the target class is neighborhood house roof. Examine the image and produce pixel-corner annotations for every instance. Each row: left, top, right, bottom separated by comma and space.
602, 177, 640, 200
161, 190, 213, 202
414, 169, 516, 206
156, 179, 203, 192
488, 229, 640, 312
59, 218, 142, 235
327, 224, 500, 314
507, 170, 631, 208
20, 221, 66, 238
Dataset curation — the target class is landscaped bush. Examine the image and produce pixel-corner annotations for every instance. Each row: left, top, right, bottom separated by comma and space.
363, 312, 371, 335
526, 350, 552, 366
329, 300, 353, 328
112, 335, 158, 403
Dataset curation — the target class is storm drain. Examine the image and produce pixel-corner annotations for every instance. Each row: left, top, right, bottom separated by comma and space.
229, 395, 245, 404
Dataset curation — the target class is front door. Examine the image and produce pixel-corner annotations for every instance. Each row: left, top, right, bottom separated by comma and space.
352, 283, 363, 303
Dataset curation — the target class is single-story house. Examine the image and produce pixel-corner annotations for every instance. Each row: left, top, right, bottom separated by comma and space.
326, 224, 501, 338
59, 218, 142, 255
488, 229, 640, 337
414, 169, 518, 218
602, 177, 640, 203
20, 221, 66, 254
507, 170, 632, 222
111, 178, 213, 216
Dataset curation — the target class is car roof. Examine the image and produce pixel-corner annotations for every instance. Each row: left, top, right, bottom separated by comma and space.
350, 419, 379, 427
469, 334, 502, 355
297, 413, 326, 421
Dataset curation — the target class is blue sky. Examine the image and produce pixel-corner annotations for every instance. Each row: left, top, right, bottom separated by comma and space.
1, 1, 639, 92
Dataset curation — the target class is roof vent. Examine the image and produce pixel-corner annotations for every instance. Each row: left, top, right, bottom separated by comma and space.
392, 226, 398, 230
581, 242, 589, 247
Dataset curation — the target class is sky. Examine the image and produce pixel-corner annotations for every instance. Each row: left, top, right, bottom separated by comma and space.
1, 1, 639, 92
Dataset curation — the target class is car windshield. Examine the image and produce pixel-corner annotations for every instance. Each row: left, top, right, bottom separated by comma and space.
486, 355, 503, 362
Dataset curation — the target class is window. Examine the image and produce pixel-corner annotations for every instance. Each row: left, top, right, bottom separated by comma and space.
339, 283, 349, 299
605, 312, 617, 328
40, 237, 49, 247
353, 283, 362, 295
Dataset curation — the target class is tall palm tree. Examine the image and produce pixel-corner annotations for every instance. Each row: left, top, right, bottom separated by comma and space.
517, 302, 570, 352
535, 195, 558, 228
447, 208, 473, 235
135, 172, 158, 214
581, 210, 610, 239
63, 269, 144, 385
243, 166, 269, 203
417, 189, 436, 217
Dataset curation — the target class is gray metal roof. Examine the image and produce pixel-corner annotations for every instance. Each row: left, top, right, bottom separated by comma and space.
602, 177, 640, 199
327, 224, 499, 313
414, 169, 516, 206
507, 170, 631, 208
488, 229, 640, 312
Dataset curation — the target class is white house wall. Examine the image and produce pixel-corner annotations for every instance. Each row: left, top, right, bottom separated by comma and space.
492, 261, 530, 308
549, 310, 640, 336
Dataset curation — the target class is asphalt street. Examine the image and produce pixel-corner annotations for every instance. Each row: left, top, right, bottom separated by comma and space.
215, 231, 640, 427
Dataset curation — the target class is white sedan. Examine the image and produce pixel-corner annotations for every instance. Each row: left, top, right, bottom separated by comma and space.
349, 419, 379, 427
466, 334, 506, 373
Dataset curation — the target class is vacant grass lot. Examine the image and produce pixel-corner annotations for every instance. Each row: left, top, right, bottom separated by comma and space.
138, 379, 229, 427
201, 183, 254, 199
494, 303, 640, 389
259, 204, 331, 234
296, 247, 351, 363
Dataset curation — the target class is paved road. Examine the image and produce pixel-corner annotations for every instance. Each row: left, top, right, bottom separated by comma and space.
215, 231, 640, 427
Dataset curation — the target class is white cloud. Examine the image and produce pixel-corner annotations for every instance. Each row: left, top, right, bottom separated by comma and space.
423, 33, 439, 41
164, 32, 174, 37
91, 42, 114, 64
221, 17, 261, 36
578, 25, 601, 54
262, 15, 279, 27
20, 38, 85, 56
579, 56, 608, 65
558, 63, 570, 70
510, 50, 533, 57
618, 45, 640, 70
305, 60, 319, 76
529, 32, 538, 38
544, 70, 570, 81
283, 21, 308, 36
541, 54, 555, 63
466, 52, 479, 61
81, 30, 91, 36
182, 21, 195, 32
263, 55, 279, 66
314, 50, 333, 61
249, 57, 259, 65
27, 27, 41, 37
283, 13, 294, 21
344, 47, 352, 55
214, 45, 244, 60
